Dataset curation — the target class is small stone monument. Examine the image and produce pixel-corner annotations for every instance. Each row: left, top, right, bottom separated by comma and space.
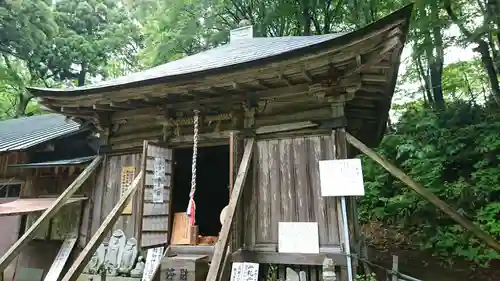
286, 268, 299, 281
104, 229, 126, 276
322, 257, 336, 281
83, 244, 105, 274
119, 238, 138, 275
299, 271, 307, 281
130, 256, 145, 278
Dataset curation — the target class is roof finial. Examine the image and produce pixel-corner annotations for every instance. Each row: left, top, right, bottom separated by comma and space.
230, 20, 254, 42
238, 19, 251, 27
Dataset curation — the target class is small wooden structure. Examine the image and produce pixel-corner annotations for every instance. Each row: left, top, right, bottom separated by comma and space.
0, 114, 98, 281
0, 5, 417, 281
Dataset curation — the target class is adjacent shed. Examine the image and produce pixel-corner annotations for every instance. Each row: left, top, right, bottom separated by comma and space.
0, 114, 97, 281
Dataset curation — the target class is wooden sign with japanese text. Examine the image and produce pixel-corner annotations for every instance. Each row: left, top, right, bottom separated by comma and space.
43, 237, 77, 281
278, 222, 319, 254
319, 159, 365, 197
152, 157, 166, 203
230, 262, 259, 281
142, 246, 164, 281
121, 166, 136, 214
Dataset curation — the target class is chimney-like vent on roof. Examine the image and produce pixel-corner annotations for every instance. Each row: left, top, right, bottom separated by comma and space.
230, 20, 253, 42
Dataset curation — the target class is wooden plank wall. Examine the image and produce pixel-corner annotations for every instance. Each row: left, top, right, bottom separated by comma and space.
245, 135, 342, 249
0, 151, 27, 179
90, 154, 142, 241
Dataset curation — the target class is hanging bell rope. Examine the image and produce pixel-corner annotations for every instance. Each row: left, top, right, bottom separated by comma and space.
186, 109, 200, 226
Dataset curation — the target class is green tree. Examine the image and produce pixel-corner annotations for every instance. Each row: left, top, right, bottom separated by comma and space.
35, 0, 143, 86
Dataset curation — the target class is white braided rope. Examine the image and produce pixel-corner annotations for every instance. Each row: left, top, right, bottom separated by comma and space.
189, 110, 199, 199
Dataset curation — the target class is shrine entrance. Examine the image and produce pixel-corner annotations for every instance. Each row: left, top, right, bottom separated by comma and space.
172, 145, 230, 239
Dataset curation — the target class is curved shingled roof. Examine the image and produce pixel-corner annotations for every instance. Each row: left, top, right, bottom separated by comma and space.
27, 3, 412, 97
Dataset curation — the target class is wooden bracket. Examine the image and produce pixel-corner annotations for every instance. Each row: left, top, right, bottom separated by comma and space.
315, 117, 347, 130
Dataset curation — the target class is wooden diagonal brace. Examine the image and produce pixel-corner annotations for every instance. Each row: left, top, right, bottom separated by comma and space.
206, 138, 255, 281
0, 156, 103, 272
346, 132, 500, 251
61, 170, 144, 281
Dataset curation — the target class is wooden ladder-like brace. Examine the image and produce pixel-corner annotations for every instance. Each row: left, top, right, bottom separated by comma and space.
206, 138, 255, 281
0, 156, 104, 273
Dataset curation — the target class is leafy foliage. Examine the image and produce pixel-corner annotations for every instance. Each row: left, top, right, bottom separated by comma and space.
359, 100, 500, 265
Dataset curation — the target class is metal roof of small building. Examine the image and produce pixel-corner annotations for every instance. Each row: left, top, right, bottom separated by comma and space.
0, 114, 86, 152
8, 155, 96, 168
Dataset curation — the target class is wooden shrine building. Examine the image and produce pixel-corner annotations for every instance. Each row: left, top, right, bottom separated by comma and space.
0, 4, 412, 281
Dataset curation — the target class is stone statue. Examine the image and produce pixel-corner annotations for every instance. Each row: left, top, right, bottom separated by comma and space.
130, 256, 145, 278
104, 229, 126, 276
299, 271, 307, 281
118, 238, 138, 275
83, 243, 105, 274
286, 268, 299, 281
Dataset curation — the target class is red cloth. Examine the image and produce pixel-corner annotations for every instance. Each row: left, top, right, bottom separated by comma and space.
187, 198, 196, 225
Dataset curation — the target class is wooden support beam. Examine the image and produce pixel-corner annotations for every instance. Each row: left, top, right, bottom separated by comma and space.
345, 133, 500, 251
206, 138, 255, 281
0, 156, 103, 272
61, 171, 144, 281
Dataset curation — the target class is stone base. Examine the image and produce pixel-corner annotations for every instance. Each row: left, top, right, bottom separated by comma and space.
77, 274, 141, 281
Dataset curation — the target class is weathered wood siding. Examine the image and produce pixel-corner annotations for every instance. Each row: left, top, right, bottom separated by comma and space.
245, 135, 341, 249
0, 151, 27, 179
140, 144, 172, 248
90, 154, 142, 241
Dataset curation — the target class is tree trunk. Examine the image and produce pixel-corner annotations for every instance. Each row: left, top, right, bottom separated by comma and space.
475, 40, 500, 103
429, 5, 445, 108
444, 1, 500, 105
78, 67, 87, 87
15, 92, 34, 118
300, 0, 312, 35
416, 55, 434, 105
487, 32, 500, 71
423, 31, 445, 109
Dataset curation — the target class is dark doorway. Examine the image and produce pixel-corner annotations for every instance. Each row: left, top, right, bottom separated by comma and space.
172, 145, 229, 236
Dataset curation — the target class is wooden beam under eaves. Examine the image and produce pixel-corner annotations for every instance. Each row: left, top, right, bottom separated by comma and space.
0, 156, 103, 272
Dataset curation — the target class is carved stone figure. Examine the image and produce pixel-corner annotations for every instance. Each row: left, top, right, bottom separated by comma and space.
130, 256, 145, 278
299, 271, 307, 281
118, 238, 138, 275
104, 229, 126, 276
83, 243, 105, 274
286, 267, 299, 281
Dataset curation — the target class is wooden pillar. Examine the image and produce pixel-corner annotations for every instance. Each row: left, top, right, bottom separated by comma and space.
330, 102, 358, 281
206, 139, 255, 281
229, 132, 244, 251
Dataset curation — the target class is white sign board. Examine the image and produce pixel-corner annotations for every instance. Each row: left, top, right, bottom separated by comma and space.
319, 159, 365, 197
152, 157, 166, 203
141, 247, 164, 281
278, 222, 319, 254
43, 237, 77, 281
230, 262, 259, 281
